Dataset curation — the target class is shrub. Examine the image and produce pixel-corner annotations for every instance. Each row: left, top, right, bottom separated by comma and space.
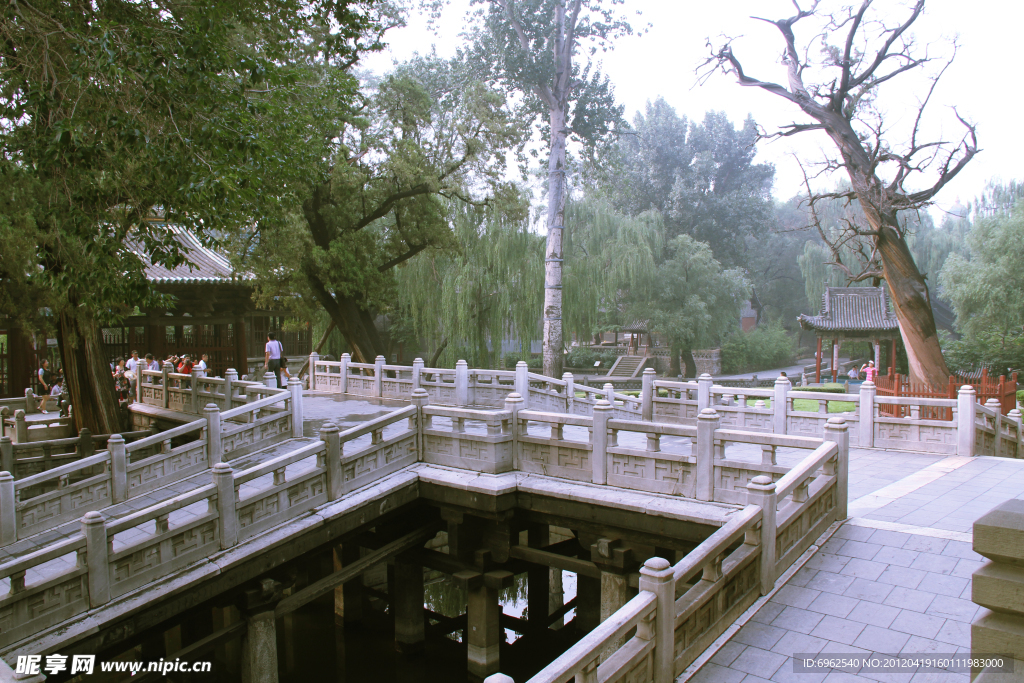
721, 321, 796, 374
1017, 389, 1024, 405
566, 346, 598, 368
527, 357, 542, 369
503, 352, 522, 369
796, 384, 846, 394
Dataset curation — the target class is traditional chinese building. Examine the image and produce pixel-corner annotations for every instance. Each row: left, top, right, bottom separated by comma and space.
797, 286, 902, 383
1, 228, 311, 397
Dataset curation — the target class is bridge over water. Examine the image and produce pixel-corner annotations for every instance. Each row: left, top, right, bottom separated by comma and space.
0, 356, 1021, 682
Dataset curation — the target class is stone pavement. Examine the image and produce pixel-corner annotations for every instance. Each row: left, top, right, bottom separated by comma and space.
685, 450, 1024, 683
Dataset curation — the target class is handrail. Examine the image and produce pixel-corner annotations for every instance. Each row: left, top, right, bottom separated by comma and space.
527, 591, 656, 683
106, 484, 216, 535
125, 418, 206, 452
518, 410, 593, 428
774, 442, 838, 501
787, 390, 860, 401
14, 451, 111, 491
338, 405, 417, 441
221, 392, 288, 420
672, 505, 762, 585
233, 440, 325, 486
607, 418, 697, 438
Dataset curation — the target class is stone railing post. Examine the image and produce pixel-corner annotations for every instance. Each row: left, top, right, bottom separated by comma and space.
82, 511, 110, 606
136, 367, 144, 404
109, 434, 127, 504
263, 371, 276, 389
858, 381, 876, 448
483, 675, 515, 683
340, 352, 351, 394
971, 499, 1024, 676
288, 377, 303, 438
592, 400, 612, 485
411, 389, 430, 460
213, 463, 237, 548
14, 410, 27, 443
205, 403, 223, 466
773, 375, 791, 435
504, 393, 523, 470
639, 557, 675, 683
308, 351, 319, 392
958, 385, 976, 456
412, 357, 424, 391
162, 362, 172, 409
824, 417, 849, 520
190, 368, 200, 413
24, 387, 35, 414
563, 372, 575, 414
696, 408, 720, 501
641, 368, 656, 422
0, 436, 12, 475
746, 476, 778, 594
455, 360, 469, 407
223, 368, 237, 410
603, 382, 615, 406
321, 422, 343, 500
0, 471, 15, 545
697, 373, 713, 412
515, 361, 529, 409
374, 355, 386, 397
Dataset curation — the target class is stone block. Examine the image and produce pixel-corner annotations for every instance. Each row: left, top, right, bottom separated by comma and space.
973, 609, 1024, 661
974, 500, 1024, 565
973, 561, 1024, 617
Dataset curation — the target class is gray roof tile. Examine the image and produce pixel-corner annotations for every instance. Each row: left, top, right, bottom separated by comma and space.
797, 287, 899, 333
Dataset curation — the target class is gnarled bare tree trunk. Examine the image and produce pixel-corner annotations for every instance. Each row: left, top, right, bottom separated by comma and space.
58, 313, 123, 435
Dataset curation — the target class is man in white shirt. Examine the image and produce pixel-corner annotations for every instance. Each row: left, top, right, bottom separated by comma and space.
264, 332, 284, 387
125, 350, 140, 375
195, 353, 209, 378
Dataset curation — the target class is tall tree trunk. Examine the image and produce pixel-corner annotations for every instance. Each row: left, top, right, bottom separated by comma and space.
542, 104, 567, 379
669, 345, 681, 377
873, 218, 950, 389
305, 269, 385, 363
682, 349, 697, 378
58, 312, 123, 434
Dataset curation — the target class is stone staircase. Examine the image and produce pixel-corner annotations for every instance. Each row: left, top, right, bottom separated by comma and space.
609, 355, 645, 378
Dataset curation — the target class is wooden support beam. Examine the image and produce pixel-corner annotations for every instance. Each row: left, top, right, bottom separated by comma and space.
508, 545, 602, 579
274, 525, 438, 617
131, 622, 246, 682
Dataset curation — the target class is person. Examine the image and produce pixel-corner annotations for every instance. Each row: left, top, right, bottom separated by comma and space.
113, 357, 130, 401
37, 359, 53, 413
126, 350, 141, 376
861, 359, 878, 382
178, 354, 194, 374
195, 353, 209, 378
847, 366, 860, 381
50, 376, 67, 415
264, 332, 286, 386
146, 353, 160, 372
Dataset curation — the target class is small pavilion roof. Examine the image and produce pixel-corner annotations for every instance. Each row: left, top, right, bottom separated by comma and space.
134, 226, 249, 285
620, 319, 650, 334
797, 287, 899, 334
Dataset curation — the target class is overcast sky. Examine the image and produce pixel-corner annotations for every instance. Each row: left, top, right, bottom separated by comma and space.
361, 0, 1021, 218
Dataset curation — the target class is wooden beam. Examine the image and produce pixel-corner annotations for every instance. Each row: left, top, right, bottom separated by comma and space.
274, 525, 439, 617
131, 622, 246, 681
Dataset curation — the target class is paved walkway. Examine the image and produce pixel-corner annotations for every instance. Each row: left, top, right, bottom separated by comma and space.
685, 449, 1024, 683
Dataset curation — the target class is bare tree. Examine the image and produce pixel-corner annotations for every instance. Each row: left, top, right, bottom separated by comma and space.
702, 0, 978, 389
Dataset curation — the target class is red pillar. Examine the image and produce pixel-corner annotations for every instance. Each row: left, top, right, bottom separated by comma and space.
815, 337, 822, 384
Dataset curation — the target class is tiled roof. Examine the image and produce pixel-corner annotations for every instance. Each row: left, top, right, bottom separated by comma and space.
135, 226, 248, 285
797, 287, 899, 333
620, 319, 650, 333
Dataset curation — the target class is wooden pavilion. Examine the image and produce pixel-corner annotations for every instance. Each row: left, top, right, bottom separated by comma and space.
797, 287, 901, 383
0, 228, 311, 397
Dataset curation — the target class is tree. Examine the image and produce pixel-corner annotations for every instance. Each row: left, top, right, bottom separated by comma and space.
0, 0, 392, 431
395, 199, 542, 368
464, 0, 636, 378
940, 200, 1024, 365
593, 100, 776, 268
244, 56, 525, 362
703, 0, 978, 389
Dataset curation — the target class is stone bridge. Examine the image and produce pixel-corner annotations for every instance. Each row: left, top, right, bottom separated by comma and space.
0, 356, 1021, 682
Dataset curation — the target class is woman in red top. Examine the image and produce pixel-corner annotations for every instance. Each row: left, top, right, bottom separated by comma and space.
860, 360, 878, 382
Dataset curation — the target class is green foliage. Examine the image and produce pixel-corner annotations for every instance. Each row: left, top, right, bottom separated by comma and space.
721, 321, 796, 374
0, 0, 391, 326
940, 198, 1024, 373
565, 347, 597, 368
797, 385, 847, 394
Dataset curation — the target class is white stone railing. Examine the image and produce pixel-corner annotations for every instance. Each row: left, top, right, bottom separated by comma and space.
0, 402, 416, 650
1, 380, 302, 548
973, 398, 1023, 458
1, 428, 155, 480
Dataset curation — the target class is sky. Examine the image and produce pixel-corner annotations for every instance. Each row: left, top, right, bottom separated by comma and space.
361, 0, 1022, 219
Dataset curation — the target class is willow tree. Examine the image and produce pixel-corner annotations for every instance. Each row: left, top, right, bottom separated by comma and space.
395, 200, 542, 367
245, 56, 525, 363
464, 0, 636, 378
0, 0, 390, 432
703, 0, 977, 389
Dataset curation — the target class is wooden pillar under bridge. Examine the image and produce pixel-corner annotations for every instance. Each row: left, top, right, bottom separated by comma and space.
815, 337, 822, 384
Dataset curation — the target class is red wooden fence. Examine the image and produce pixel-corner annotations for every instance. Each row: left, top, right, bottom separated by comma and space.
875, 368, 1019, 420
